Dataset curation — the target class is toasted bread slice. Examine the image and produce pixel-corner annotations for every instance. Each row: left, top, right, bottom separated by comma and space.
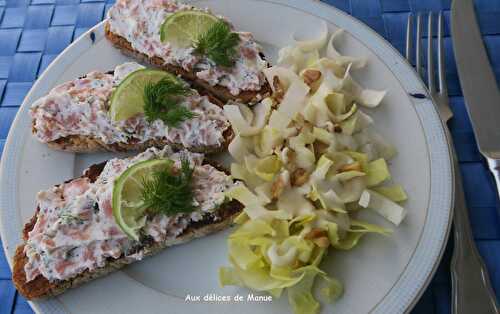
12, 152, 242, 300
30, 63, 233, 153
40, 127, 234, 154
105, 0, 271, 104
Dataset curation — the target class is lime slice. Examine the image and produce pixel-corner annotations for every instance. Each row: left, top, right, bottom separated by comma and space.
109, 69, 177, 121
160, 10, 219, 47
112, 159, 173, 240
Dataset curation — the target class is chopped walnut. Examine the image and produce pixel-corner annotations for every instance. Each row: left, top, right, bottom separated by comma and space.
272, 76, 285, 103
302, 120, 314, 132
292, 259, 304, 269
339, 161, 362, 172
304, 228, 328, 240
271, 173, 287, 200
302, 69, 322, 87
287, 149, 296, 165
291, 168, 310, 187
313, 237, 331, 248
313, 141, 329, 155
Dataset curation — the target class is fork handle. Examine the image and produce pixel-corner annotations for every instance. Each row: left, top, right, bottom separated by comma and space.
451, 153, 499, 314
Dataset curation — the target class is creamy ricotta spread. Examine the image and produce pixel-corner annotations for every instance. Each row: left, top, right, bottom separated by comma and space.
30, 62, 230, 149
23, 147, 233, 282
107, 0, 268, 96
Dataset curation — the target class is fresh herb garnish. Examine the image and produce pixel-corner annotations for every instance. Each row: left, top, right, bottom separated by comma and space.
141, 158, 196, 216
59, 212, 84, 225
63, 247, 78, 260
194, 20, 241, 67
93, 202, 99, 214
143, 77, 197, 127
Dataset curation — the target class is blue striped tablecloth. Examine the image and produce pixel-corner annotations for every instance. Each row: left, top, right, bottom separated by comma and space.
0, 0, 499, 313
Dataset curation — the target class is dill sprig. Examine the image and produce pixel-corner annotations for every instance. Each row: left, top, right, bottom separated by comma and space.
59, 211, 84, 225
141, 158, 196, 216
143, 77, 196, 127
194, 20, 241, 67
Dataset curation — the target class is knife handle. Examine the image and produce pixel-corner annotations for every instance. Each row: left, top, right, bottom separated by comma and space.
451, 155, 499, 314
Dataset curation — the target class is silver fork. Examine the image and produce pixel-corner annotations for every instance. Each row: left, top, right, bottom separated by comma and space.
406, 12, 499, 314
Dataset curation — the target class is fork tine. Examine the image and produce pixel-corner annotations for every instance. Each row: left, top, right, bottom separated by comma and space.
427, 12, 435, 93
437, 11, 448, 95
415, 13, 422, 77
406, 13, 413, 61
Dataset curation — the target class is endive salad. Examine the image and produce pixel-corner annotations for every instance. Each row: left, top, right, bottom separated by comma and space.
219, 25, 408, 314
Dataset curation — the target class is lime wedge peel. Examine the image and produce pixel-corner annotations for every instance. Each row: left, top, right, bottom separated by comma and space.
112, 159, 173, 240
109, 69, 177, 122
160, 10, 219, 48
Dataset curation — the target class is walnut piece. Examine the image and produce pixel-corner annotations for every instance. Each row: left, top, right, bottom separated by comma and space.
313, 141, 329, 155
271, 176, 286, 199
291, 168, 310, 187
313, 237, 331, 248
302, 69, 322, 87
272, 76, 285, 103
287, 149, 296, 164
304, 228, 328, 240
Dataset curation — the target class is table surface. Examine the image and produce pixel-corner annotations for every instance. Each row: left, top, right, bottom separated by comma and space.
0, 0, 499, 313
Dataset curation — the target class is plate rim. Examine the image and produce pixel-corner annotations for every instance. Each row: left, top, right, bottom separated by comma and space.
0, 1, 454, 313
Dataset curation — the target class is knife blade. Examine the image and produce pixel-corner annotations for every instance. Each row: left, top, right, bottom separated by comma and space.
451, 0, 500, 201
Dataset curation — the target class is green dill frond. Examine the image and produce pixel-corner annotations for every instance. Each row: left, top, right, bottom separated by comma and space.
59, 212, 84, 225
162, 107, 197, 128
140, 158, 196, 216
194, 20, 241, 67
143, 77, 196, 126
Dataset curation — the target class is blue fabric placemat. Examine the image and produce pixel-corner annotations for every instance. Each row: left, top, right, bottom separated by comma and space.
0, 0, 499, 313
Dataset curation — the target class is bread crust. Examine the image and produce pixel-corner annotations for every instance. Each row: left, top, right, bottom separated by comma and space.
39, 126, 234, 154
104, 23, 271, 104
12, 160, 242, 300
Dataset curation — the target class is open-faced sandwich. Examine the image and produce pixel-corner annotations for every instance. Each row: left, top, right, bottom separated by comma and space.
105, 0, 271, 104
12, 146, 242, 299
30, 62, 232, 153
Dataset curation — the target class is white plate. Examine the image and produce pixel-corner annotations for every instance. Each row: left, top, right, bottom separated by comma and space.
0, 0, 454, 313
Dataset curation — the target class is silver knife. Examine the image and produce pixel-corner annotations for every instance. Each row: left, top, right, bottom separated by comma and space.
451, 0, 500, 200
451, 1, 500, 313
